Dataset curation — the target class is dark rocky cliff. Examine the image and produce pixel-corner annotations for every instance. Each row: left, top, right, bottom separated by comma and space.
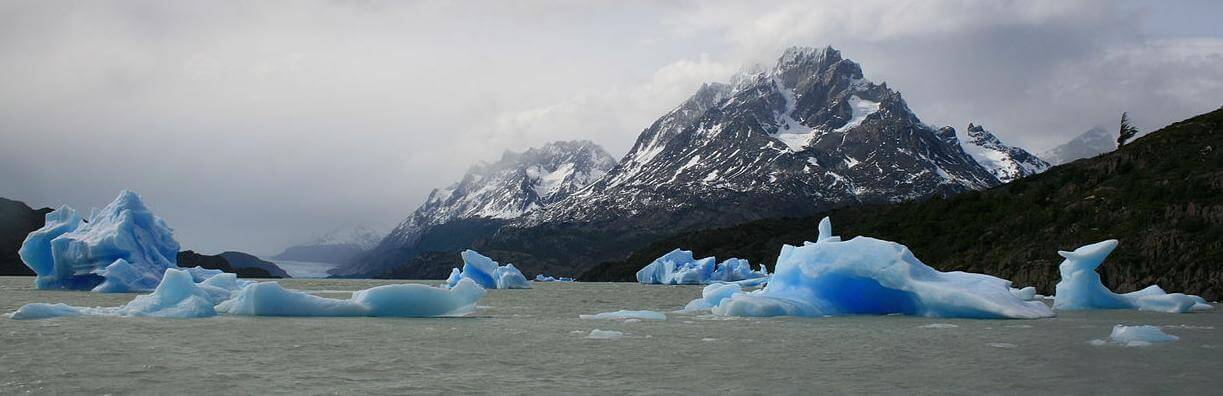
581, 109, 1223, 301
0, 198, 52, 276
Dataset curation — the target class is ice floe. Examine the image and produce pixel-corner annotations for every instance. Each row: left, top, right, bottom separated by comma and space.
585, 329, 624, 339
709, 217, 1054, 319
534, 274, 575, 282
1053, 240, 1212, 313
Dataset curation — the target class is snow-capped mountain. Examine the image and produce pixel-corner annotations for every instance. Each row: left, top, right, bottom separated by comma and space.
272, 225, 385, 264
520, 46, 999, 230
330, 140, 616, 277
954, 123, 1050, 183
1040, 126, 1116, 165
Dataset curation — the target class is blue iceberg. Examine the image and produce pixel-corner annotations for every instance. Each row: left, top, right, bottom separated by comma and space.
445, 250, 530, 289
681, 283, 743, 312
711, 217, 1055, 319
8, 269, 223, 320
18, 190, 195, 293
217, 278, 486, 317
636, 249, 767, 285
1053, 240, 1212, 313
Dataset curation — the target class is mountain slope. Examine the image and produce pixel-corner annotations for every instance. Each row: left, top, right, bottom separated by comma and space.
331, 140, 616, 278
0, 198, 52, 276
956, 123, 1050, 183
473, 46, 1002, 277
580, 109, 1223, 301
1041, 126, 1116, 165
272, 225, 383, 264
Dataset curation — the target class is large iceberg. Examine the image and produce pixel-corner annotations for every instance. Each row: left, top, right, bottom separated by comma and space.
8, 269, 239, 320
218, 278, 486, 317
445, 250, 530, 289
636, 249, 768, 285
18, 190, 189, 293
1053, 240, 1212, 313
709, 217, 1055, 319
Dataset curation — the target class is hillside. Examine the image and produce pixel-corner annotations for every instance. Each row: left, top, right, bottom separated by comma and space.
0, 198, 52, 276
580, 109, 1223, 301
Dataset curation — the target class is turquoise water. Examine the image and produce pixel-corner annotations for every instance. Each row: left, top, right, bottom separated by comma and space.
1, 277, 1219, 394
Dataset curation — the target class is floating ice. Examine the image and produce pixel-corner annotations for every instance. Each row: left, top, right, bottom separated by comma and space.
534, 274, 575, 282
919, 323, 960, 329
580, 310, 666, 321
636, 249, 767, 285
9, 269, 220, 320
586, 329, 624, 339
712, 217, 1055, 319
218, 278, 486, 317
1105, 325, 1179, 347
17, 190, 208, 293
445, 250, 530, 289
1053, 240, 1213, 313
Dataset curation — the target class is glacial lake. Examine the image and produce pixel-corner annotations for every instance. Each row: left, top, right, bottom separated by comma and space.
1, 277, 1219, 394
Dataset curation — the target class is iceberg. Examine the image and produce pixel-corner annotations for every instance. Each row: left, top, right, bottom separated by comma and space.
1104, 325, 1180, 347
636, 249, 768, 285
711, 217, 1055, 319
579, 310, 666, 321
218, 278, 486, 317
681, 282, 744, 312
534, 274, 575, 282
1052, 240, 1212, 313
18, 190, 201, 293
9, 269, 221, 320
445, 250, 530, 289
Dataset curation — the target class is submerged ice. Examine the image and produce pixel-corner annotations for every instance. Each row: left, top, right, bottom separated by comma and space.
1053, 240, 1212, 313
446, 250, 530, 289
580, 310, 666, 321
706, 217, 1054, 319
636, 249, 767, 285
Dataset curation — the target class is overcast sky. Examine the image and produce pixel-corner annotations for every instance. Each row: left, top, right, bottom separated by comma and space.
2, 0, 1221, 255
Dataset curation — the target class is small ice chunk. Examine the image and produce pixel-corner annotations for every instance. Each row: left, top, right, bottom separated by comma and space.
534, 274, 575, 282
580, 310, 666, 321
445, 250, 530, 289
586, 329, 624, 339
1109, 325, 1179, 347
920, 323, 959, 329
1053, 240, 1212, 313
987, 343, 1018, 349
